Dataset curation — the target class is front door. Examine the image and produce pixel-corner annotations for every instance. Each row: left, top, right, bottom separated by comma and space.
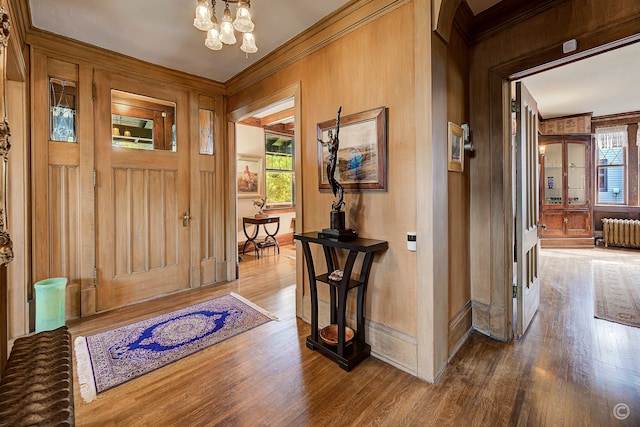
515, 81, 541, 337
94, 70, 190, 310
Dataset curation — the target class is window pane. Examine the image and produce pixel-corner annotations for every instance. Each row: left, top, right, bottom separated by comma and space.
199, 109, 214, 155
266, 153, 292, 170
598, 146, 624, 166
567, 143, 586, 205
265, 132, 294, 206
50, 78, 77, 143
266, 171, 293, 204
597, 165, 625, 203
543, 143, 562, 205
111, 90, 176, 151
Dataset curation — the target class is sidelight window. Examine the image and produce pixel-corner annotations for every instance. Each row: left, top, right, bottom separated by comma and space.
50, 78, 77, 143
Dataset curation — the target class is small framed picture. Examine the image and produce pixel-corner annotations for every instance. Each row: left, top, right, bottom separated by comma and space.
448, 121, 464, 172
237, 154, 263, 198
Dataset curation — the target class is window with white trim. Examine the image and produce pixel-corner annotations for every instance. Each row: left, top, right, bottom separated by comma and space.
595, 125, 627, 204
265, 132, 294, 208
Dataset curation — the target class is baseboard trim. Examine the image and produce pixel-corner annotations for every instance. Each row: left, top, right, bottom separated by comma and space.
301, 295, 418, 375
448, 300, 472, 360
471, 299, 510, 341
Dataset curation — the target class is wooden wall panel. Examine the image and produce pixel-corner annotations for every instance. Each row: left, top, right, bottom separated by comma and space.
47, 163, 81, 318
228, 3, 419, 340
446, 16, 471, 356
199, 170, 216, 284
200, 171, 215, 260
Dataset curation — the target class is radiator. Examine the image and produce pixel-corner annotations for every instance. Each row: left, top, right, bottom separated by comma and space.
602, 218, 640, 248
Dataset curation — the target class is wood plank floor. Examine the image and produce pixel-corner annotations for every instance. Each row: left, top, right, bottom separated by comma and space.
69, 246, 640, 426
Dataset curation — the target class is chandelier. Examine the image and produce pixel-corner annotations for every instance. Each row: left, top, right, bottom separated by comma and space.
193, 0, 257, 54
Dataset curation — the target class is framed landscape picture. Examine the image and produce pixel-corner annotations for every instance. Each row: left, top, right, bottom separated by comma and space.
237, 154, 262, 198
317, 106, 387, 191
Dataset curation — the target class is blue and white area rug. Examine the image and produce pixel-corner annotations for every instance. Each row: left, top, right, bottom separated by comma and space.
74, 292, 277, 403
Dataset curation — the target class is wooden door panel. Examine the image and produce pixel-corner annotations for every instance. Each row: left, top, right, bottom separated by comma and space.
566, 211, 590, 236
111, 266, 181, 308
111, 167, 181, 275
540, 211, 565, 236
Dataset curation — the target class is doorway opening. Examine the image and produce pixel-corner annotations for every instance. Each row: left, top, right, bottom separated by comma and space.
235, 97, 296, 262
508, 39, 640, 338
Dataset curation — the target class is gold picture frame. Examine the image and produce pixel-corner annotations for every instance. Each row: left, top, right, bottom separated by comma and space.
448, 121, 464, 172
237, 154, 263, 198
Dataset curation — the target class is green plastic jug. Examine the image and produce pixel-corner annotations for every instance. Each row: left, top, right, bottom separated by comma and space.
34, 277, 67, 332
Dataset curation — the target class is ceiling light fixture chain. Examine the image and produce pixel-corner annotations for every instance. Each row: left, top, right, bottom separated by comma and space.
193, 0, 257, 55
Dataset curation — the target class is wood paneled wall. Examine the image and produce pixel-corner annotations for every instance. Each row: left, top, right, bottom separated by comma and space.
228, 2, 425, 375
445, 14, 471, 356
469, 0, 640, 340
31, 53, 93, 321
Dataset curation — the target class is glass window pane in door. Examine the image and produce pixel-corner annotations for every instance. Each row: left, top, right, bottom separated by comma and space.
543, 143, 562, 205
567, 142, 586, 205
50, 78, 77, 143
199, 109, 214, 155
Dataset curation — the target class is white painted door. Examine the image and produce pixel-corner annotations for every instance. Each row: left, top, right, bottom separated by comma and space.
515, 81, 541, 337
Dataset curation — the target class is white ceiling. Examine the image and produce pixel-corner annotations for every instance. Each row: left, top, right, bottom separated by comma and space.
521, 42, 640, 119
29, 0, 501, 83
29, 1, 638, 119
29, 0, 353, 82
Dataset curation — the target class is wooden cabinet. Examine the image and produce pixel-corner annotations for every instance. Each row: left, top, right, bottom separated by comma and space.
539, 135, 594, 246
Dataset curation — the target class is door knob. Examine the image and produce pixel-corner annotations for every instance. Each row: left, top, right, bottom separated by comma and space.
183, 211, 191, 227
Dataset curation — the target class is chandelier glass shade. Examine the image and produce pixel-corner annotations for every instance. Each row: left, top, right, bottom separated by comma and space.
193, 0, 213, 31
240, 32, 257, 53
193, 0, 257, 54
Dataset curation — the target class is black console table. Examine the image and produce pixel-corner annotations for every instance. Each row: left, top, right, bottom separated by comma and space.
242, 216, 280, 258
294, 231, 388, 371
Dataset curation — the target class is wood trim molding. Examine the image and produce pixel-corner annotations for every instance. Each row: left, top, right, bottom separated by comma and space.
433, 0, 462, 44
448, 300, 472, 357
470, 0, 569, 45
301, 295, 419, 376
6, 0, 27, 82
592, 110, 640, 124
225, 0, 411, 95
24, 29, 225, 94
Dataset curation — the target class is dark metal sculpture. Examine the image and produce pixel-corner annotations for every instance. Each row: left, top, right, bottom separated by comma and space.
318, 106, 356, 240
318, 106, 344, 212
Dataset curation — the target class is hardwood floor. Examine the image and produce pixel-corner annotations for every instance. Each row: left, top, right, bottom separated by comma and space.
69, 246, 640, 426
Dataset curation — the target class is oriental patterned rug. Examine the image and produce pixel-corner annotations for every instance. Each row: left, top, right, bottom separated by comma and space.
592, 260, 640, 328
74, 293, 277, 403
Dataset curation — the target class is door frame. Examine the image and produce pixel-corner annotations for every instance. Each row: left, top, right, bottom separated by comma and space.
226, 83, 302, 313
494, 34, 640, 341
